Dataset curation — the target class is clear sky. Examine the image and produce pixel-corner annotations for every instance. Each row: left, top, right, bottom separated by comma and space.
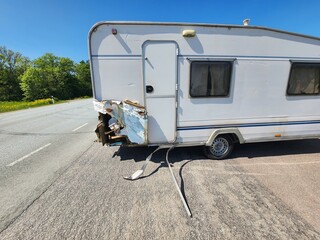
1, 0, 320, 63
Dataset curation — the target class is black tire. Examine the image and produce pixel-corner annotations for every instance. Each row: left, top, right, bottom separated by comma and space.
203, 135, 234, 160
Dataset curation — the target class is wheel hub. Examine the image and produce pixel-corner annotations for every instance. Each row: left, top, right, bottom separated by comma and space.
211, 138, 229, 157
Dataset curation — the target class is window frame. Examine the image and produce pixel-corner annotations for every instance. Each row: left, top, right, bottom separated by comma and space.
287, 62, 320, 96
189, 61, 233, 98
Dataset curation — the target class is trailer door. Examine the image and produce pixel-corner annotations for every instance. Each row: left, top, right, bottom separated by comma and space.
143, 41, 178, 144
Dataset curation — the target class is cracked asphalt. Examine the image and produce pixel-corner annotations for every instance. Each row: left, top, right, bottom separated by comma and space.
0, 139, 319, 239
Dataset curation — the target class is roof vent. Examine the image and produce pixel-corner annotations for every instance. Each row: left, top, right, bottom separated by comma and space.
243, 19, 250, 26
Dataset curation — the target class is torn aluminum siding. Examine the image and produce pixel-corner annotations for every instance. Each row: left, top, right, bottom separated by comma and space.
93, 99, 147, 145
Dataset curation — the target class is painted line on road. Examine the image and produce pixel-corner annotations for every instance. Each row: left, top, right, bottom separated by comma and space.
72, 123, 88, 132
6, 143, 52, 167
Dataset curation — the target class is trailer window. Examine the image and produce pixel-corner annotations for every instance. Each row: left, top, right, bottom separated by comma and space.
287, 63, 320, 95
190, 61, 232, 97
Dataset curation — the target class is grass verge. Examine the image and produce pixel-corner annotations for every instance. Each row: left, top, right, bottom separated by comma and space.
0, 98, 65, 113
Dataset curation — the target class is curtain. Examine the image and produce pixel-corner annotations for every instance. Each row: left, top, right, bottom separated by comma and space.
288, 66, 320, 94
190, 62, 231, 97
209, 63, 230, 96
190, 63, 209, 96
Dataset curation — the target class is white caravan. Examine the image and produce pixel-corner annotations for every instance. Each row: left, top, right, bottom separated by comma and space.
89, 22, 320, 160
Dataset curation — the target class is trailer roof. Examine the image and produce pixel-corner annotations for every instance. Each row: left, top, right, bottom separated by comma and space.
89, 21, 320, 42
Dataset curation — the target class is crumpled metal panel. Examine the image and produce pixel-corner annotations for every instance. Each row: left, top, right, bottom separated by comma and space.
121, 101, 147, 144
93, 99, 147, 145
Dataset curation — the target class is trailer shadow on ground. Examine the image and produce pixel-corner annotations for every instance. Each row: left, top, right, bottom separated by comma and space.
113, 138, 320, 181
115, 139, 320, 163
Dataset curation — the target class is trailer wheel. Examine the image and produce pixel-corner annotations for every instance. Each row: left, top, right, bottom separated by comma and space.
203, 135, 234, 160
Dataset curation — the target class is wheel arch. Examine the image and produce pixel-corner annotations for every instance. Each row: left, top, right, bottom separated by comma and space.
205, 128, 245, 146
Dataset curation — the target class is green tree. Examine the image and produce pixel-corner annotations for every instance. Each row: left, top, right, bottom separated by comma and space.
54, 57, 78, 99
75, 60, 92, 97
20, 53, 78, 100
0, 46, 30, 101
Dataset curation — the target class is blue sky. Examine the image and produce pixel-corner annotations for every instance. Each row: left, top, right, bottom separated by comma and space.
1, 0, 320, 62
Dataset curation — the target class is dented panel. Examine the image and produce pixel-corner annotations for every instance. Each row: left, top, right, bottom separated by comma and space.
94, 99, 147, 145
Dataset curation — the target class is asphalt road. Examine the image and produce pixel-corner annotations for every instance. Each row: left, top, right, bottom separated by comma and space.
0, 99, 97, 232
0, 121, 319, 240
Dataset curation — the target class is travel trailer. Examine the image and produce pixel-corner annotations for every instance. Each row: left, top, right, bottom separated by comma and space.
89, 22, 320, 160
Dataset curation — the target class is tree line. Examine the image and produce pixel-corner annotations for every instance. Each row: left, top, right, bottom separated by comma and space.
0, 46, 92, 101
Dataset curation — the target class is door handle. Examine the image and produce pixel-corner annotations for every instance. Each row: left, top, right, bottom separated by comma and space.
146, 85, 154, 93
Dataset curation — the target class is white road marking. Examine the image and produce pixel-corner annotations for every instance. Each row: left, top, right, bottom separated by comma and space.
7, 143, 52, 167
72, 123, 88, 132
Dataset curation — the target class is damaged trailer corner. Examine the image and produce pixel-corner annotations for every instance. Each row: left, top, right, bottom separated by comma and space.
94, 99, 148, 146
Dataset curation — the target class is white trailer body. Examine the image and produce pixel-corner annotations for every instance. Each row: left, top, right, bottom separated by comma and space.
89, 22, 320, 159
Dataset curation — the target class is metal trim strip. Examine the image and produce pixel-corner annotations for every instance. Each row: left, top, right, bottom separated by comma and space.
177, 120, 320, 131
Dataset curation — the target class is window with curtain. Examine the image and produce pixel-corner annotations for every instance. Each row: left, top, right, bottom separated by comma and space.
190, 61, 232, 97
287, 63, 320, 95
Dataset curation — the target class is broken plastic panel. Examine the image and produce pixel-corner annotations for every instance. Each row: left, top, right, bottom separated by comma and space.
94, 99, 147, 145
